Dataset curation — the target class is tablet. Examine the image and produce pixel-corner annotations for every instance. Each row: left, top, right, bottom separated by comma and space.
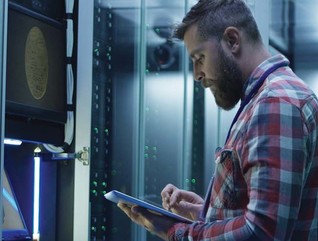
104, 190, 193, 224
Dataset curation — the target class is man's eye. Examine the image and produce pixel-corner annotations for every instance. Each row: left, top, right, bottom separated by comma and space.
198, 56, 204, 64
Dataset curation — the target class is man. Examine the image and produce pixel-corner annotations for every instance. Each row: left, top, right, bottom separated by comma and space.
118, 0, 318, 240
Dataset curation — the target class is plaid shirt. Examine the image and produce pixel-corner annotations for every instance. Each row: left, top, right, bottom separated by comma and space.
168, 55, 318, 241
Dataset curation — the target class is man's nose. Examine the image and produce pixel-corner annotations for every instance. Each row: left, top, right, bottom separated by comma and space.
194, 66, 204, 82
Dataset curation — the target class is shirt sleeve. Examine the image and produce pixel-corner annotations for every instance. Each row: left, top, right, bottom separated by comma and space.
167, 96, 308, 241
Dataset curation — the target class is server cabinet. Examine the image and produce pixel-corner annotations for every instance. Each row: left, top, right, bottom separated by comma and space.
90, 1, 196, 241
75, 1, 201, 241
74, 1, 270, 241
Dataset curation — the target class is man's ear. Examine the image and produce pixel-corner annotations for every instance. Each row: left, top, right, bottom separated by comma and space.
223, 26, 240, 54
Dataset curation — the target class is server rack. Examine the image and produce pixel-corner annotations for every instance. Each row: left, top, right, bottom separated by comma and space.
88, 1, 202, 240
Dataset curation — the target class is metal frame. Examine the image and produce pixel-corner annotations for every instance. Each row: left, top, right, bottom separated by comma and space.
73, 0, 94, 239
0, 0, 8, 239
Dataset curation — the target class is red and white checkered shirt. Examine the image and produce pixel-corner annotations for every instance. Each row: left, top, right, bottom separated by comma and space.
168, 55, 318, 241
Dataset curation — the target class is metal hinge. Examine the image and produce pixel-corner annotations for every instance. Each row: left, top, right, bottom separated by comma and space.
51, 147, 90, 166
74, 147, 90, 166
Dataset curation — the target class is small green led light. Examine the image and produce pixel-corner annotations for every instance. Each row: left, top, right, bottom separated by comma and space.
92, 190, 98, 196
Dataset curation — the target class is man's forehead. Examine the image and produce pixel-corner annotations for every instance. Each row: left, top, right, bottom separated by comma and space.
184, 25, 201, 56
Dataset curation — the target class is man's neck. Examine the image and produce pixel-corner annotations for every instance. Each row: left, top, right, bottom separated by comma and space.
239, 43, 271, 81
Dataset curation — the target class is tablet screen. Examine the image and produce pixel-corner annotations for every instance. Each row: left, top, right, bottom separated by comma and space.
105, 190, 193, 224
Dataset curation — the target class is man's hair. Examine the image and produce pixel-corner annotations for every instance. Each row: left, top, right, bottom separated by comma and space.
174, 0, 261, 43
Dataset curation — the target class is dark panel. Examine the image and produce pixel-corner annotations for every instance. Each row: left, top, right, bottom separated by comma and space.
5, 3, 66, 144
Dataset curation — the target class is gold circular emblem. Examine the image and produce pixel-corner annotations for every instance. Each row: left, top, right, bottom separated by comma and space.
25, 26, 48, 100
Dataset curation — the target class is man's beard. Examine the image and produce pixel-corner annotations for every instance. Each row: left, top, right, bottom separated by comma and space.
212, 46, 244, 110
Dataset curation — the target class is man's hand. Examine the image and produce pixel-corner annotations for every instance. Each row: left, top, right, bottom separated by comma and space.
161, 184, 204, 220
117, 202, 177, 241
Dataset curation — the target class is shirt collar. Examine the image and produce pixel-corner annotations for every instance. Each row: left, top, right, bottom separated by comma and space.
242, 54, 290, 101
